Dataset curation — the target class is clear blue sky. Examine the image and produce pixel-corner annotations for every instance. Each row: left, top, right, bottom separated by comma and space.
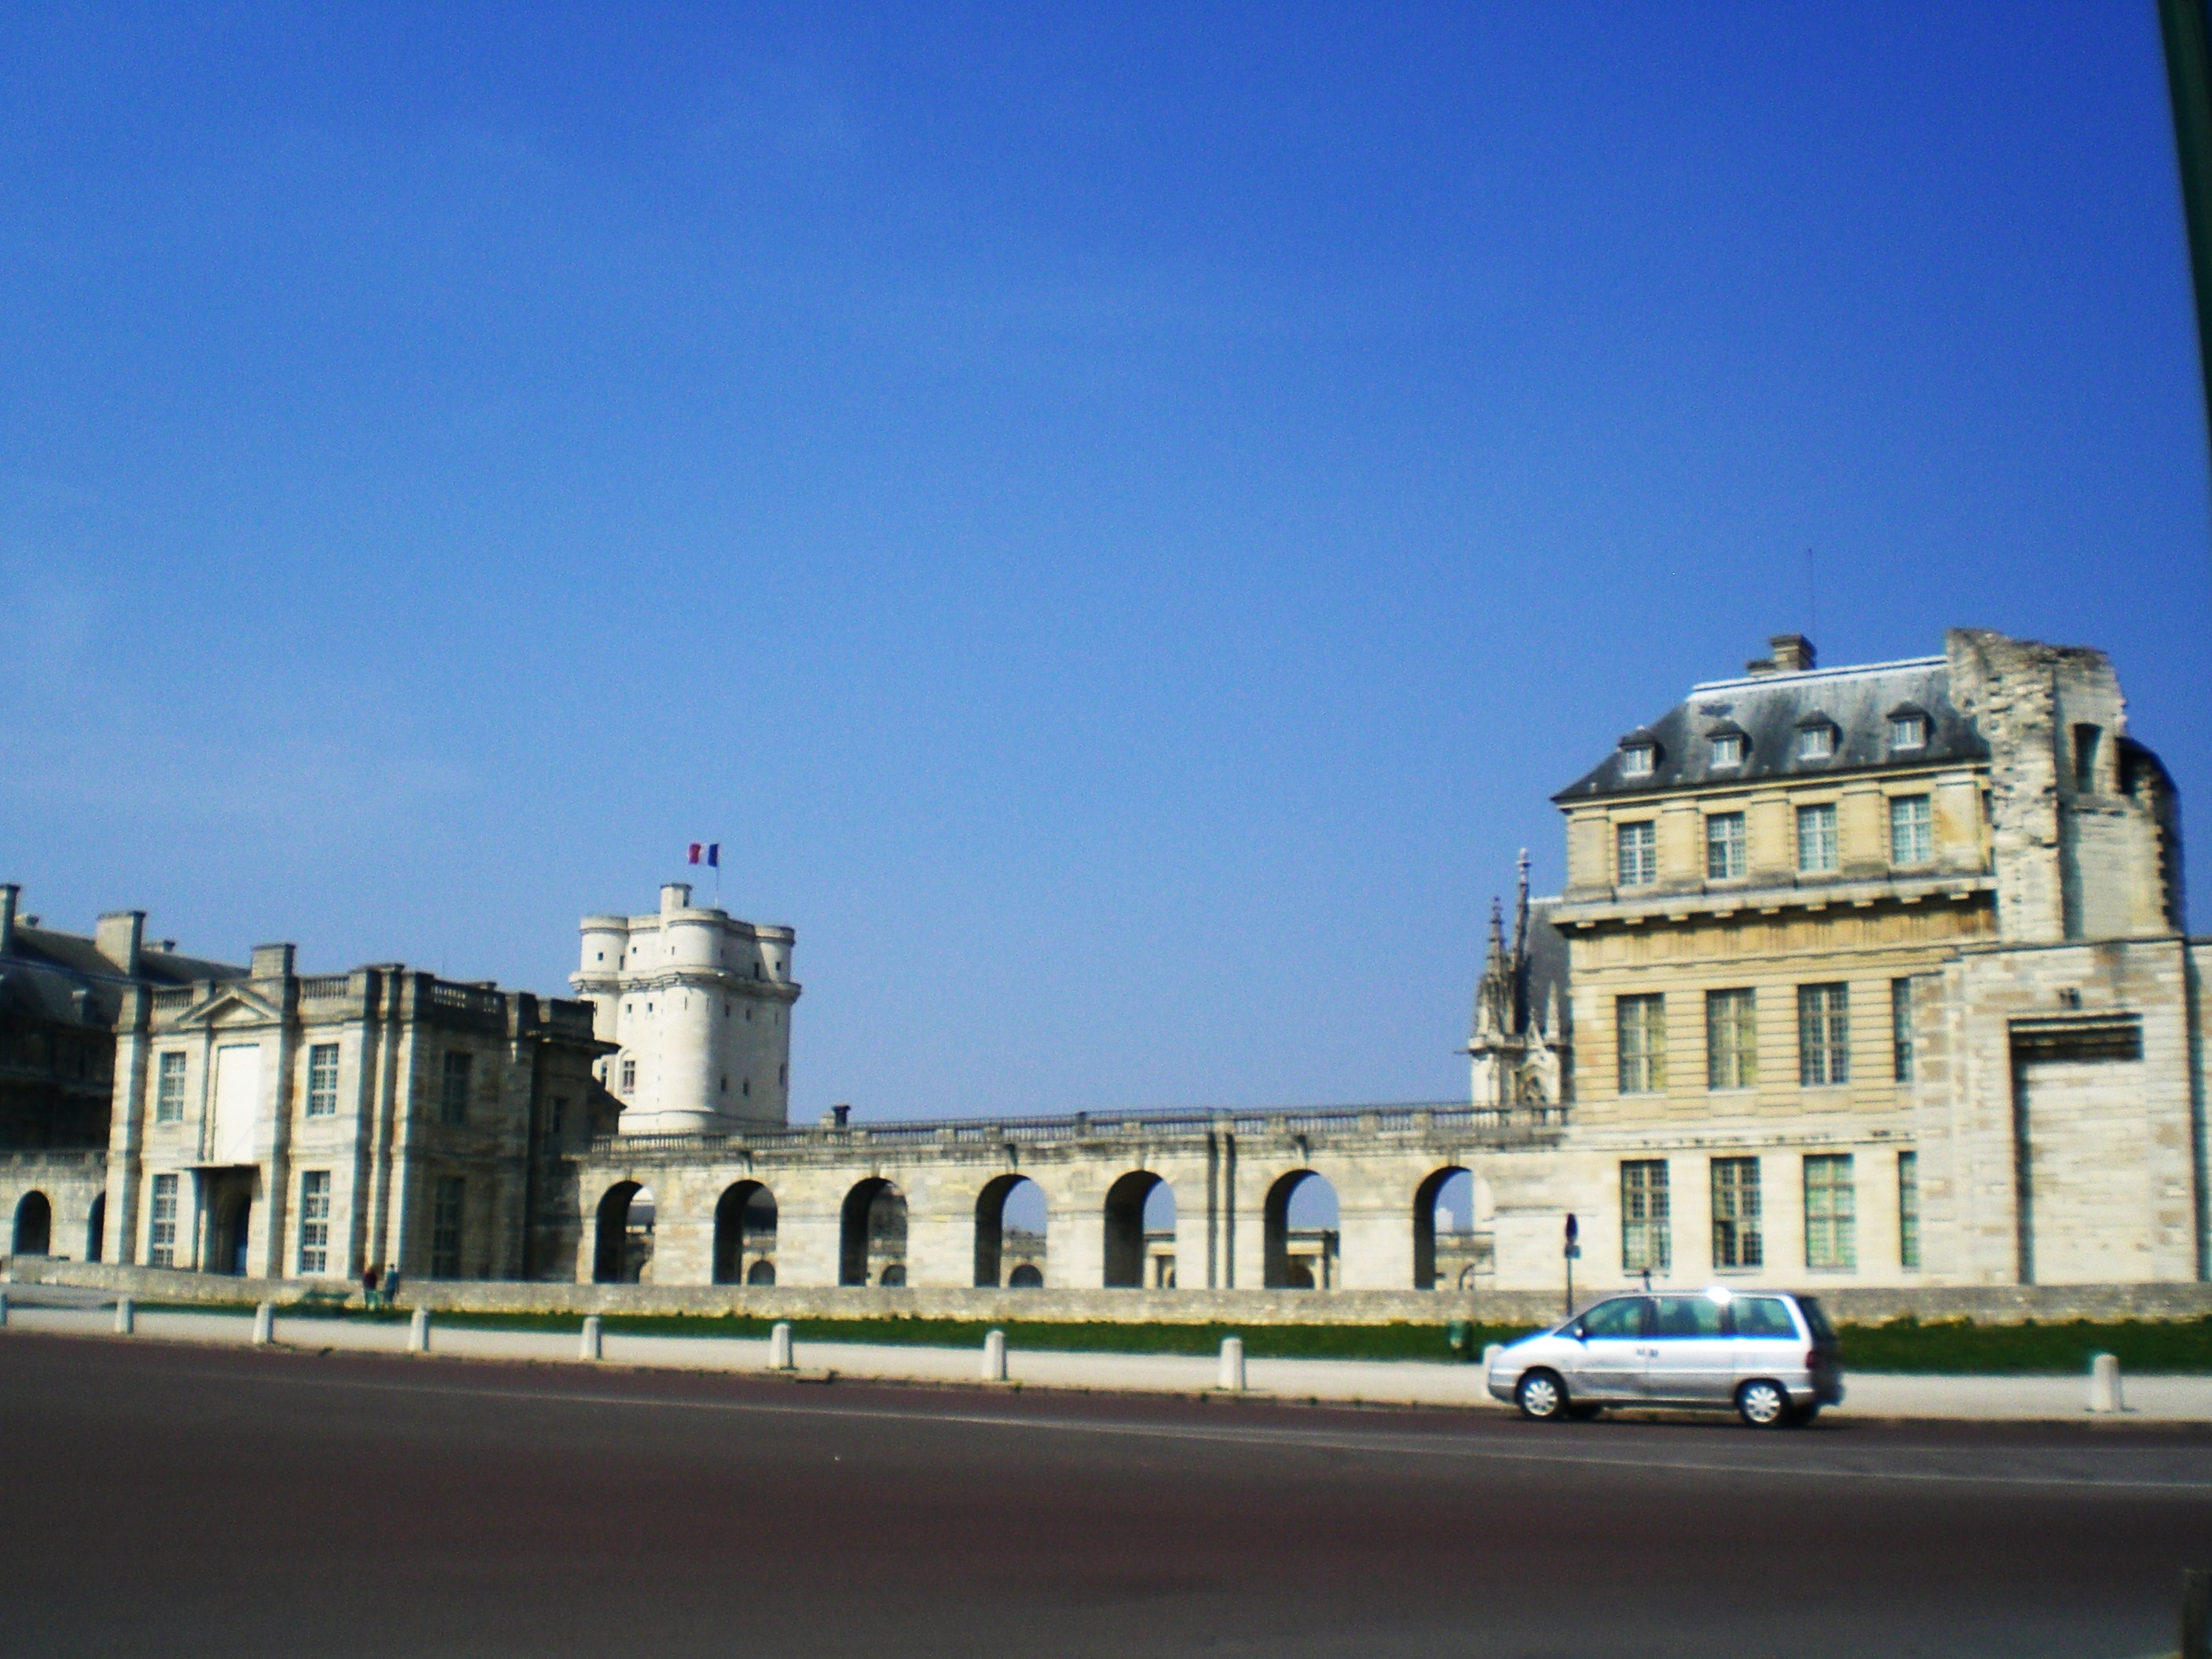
4, 3, 2209, 1126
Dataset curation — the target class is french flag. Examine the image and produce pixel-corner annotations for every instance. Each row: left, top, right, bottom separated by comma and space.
688, 842, 720, 868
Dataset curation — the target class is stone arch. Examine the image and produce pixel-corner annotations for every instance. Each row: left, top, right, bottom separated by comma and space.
1008, 1263, 1043, 1288
1103, 1171, 1171, 1288
974, 1174, 1047, 1288
745, 1258, 776, 1286
12, 1191, 50, 1256
1413, 1166, 1471, 1290
1263, 1170, 1339, 1290
592, 1181, 643, 1284
840, 1177, 906, 1287
713, 1181, 776, 1285
86, 1192, 106, 1264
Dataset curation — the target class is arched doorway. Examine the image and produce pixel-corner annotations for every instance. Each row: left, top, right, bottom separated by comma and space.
840, 1178, 906, 1287
745, 1258, 776, 1286
974, 1174, 1047, 1287
1008, 1264, 1043, 1287
12, 1191, 51, 1256
222, 1194, 252, 1276
1413, 1166, 1471, 1289
1263, 1170, 1339, 1289
86, 1192, 105, 1263
1104, 1171, 1174, 1287
713, 1181, 777, 1285
593, 1181, 645, 1284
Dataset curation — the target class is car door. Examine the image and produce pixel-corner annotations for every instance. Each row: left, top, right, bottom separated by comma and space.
1645, 1293, 1734, 1402
1729, 1295, 1804, 1392
1566, 1296, 1651, 1401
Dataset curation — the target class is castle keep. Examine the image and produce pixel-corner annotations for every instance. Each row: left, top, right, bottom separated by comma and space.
2, 628, 2204, 1313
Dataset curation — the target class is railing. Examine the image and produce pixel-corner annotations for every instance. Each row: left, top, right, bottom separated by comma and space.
152, 988, 192, 1013
428, 981, 505, 1016
298, 975, 353, 1001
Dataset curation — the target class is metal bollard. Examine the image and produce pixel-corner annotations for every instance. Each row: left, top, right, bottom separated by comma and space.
0, 1289, 9, 1328
580, 1315, 602, 1361
983, 1328, 1008, 1382
115, 1297, 134, 1336
408, 1306, 430, 1354
769, 1320, 794, 1371
252, 1302, 274, 1346
1218, 1335, 1245, 1392
2089, 1351, 2123, 1413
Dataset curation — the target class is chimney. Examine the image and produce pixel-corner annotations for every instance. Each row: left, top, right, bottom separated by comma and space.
251, 942, 296, 980
96, 910, 146, 974
661, 882, 692, 914
823, 1102, 851, 1128
0, 884, 15, 955
1767, 633, 1815, 672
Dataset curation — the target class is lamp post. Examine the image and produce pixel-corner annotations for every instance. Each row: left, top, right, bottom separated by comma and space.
1563, 1212, 1581, 1320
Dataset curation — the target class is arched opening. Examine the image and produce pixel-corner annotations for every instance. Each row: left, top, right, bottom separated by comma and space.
713, 1181, 777, 1285
86, 1192, 106, 1263
1414, 1167, 1471, 1289
1007, 1263, 1043, 1288
1263, 1170, 1339, 1290
746, 1258, 777, 1286
974, 1174, 1048, 1287
593, 1181, 644, 1284
1104, 1172, 1174, 1287
222, 1194, 252, 1276
879, 1263, 906, 1287
12, 1191, 51, 1256
840, 1178, 906, 1287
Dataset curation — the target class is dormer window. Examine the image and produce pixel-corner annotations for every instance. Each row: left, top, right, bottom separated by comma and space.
1888, 706, 1928, 751
1709, 734, 1744, 767
1797, 722, 1836, 761
1621, 745, 1654, 778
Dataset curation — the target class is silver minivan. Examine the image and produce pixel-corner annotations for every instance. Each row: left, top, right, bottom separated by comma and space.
1485, 1287, 1844, 1426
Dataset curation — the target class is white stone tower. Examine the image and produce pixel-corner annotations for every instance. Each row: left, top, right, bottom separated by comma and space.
570, 883, 800, 1135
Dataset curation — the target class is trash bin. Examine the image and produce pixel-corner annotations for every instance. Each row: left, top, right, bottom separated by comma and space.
1446, 1320, 1474, 1362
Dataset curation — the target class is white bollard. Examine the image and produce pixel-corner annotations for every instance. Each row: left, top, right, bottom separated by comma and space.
769, 1320, 794, 1371
252, 1302, 274, 1346
983, 1328, 1008, 1382
1218, 1335, 1246, 1392
580, 1315, 602, 1361
114, 1297, 134, 1336
2089, 1350, 2123, 1413
408, 1306, 430, 1354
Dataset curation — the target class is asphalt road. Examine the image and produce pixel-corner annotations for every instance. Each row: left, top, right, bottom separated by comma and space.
3, 1332, 2208, 1658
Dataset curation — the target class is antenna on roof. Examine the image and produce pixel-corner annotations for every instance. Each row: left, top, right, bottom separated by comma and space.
1806, 547, 1818, 646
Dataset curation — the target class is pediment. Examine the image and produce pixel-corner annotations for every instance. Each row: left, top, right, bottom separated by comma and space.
175, 985, 284, 1028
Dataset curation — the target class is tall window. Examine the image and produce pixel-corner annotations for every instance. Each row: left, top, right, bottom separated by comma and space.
620, 1057, 637, 1092
148, 1173, 178, 1268
1796, 803, 1838, 873
1705, 812, 1746, 880
440, 1052, 471, 1126
1621, 1160, 1671, 1273
1617, 820, 1657, 887
2072, 723, 2101, 793
1804, 1154, 1857, 1269
1711, 1157, 1763, 1269
1705, 989, 1756, 1090
1891, 979, 1916, 1082
431, 1175, 465, 1277
1889, 794, 1932, 866
548, 1095, 567, 1135
155, 1052, 187, 1122
298, 1171, 331, 1274
1799, 983, 1850, 1086
1898, 1150, 1921, 1271
306, 1044, 339, 1117
1617, 995, 1666, 1094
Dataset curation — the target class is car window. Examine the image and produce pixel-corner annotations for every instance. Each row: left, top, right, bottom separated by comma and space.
1733, 1296, 1796, 1338
1651, 1295, 1727, 1338
1796, 1295, 1837, 1345
1580, 1297, 1648, 1339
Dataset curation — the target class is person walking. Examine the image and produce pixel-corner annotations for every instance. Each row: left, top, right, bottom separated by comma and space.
381, 1262, 401, 1308
362, 1263, 381, 1313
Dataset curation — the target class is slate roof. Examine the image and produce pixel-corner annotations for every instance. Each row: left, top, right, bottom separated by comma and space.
0, 925, 243, 1031
1551, 655, 1989, 803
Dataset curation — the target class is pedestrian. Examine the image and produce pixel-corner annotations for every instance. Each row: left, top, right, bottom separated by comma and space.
362, 1263, 380, 1313
382, 1262, 401, 1307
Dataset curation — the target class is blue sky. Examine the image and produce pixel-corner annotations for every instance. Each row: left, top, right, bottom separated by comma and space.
4, 2, 2209, 1126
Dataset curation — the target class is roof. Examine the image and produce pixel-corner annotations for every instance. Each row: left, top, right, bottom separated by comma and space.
1551, 654, 1989, 803
0, 925, 244, 1031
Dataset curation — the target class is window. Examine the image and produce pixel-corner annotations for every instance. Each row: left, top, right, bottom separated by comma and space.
298, 1171, 331, 1274
1799, 983, 1850, 1086
1734, 1295, 1796, 1337
548, 1096, 566, 1135
1708, 733, 1744, 767
1798, 723, 1835, 760
1617, 820, 1657, 887
620, 1057, 637, 1092
1582, 1297, 1648, 1338
156, 1052, 187, 1122
1705, 812, 1745, 880
1621, 1161, 1671, 1273
1889, 794, 1932, 866
742, 1077, 751, 1097
1898, 1150, 1921, 1271
1891, 979, 1916, 1082
1711, 1157, 1763, 1269
439, 1052, 471, 1126
1617, 994, 1666, 1093
1652, 1294, 1726, 1338
306, 1044, 339, 1116
148, 1173, 178, 1268
1889, 714, 1926, 749
1804, 1155, 1857, 1270
431, 1175, 465, 1277
1620, 743, 1654, 777
1705, 990, 1756, 1090
2073, 723, 2102, 793
1796, 803, 1838, 873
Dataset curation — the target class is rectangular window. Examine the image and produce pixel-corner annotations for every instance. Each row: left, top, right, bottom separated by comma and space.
1891, 979, 1916, 1082
298, 1170, 331, 1274
431, 1175, 465, 1278
1709, 734, 1743, 767
306, 1043, 339, 1117
1616, 994, 1667, 1094
1898, 1150, 1921, 1271
439, 1051, 471, 1126
156, 1052, 187, 1122
1705, 989, 1757, 1090
149, 1173, 178, 1268
1799, 983, 1850, 1086
1621, 745, 1654, 778
620, 1057, 637, 1092
548, 1095, 567, 1135
1616, 820, 1657, 887
1711, 1157, 1763, 1269
1890, 714, 1926, 749
1804, 1154, 1857, 1270
1889, 794, 1932, 866
1799, 725, 1834, 760
1796, 803, 1838, 873
2073, 723, 2101, 793
1621, 1160, 1671, 1273
1705, 812, 1746, 880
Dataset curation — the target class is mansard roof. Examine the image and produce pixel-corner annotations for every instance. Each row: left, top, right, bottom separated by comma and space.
0, 923, 243, 1029
1552, 654, 1989, 803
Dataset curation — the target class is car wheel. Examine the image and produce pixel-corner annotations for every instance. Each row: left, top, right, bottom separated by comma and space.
1516, 1368, 1568, 1423
1736, 1379, 1789, 1428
